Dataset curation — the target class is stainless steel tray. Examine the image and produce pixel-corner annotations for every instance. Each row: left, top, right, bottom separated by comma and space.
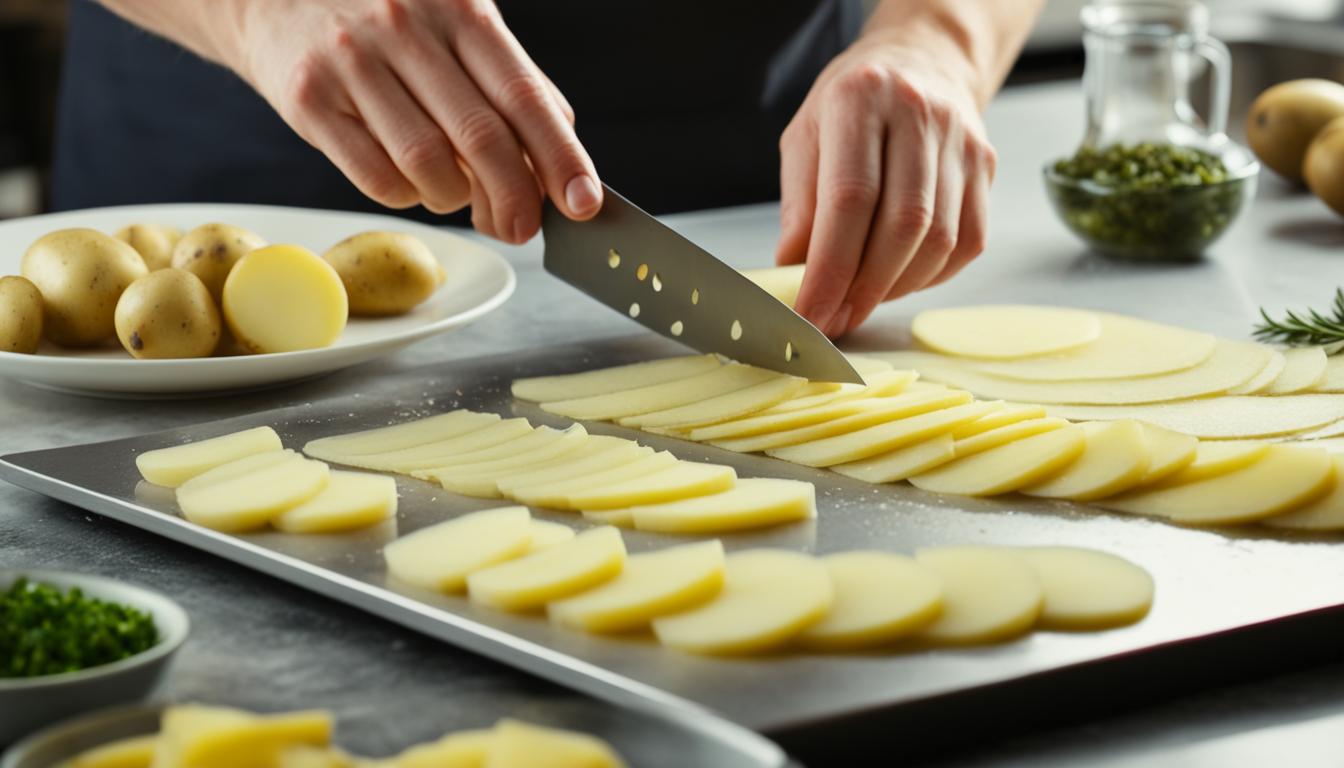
4, 336, 1344, 751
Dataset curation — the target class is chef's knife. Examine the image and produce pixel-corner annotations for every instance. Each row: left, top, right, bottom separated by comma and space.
542, 185, 864, 384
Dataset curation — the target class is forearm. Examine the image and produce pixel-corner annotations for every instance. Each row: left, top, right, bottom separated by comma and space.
864, 0, 1046, 108
94, 0, 247, 66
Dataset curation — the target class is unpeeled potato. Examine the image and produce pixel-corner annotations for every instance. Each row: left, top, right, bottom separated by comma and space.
114, 223, 182, 270
21, 228, 148, 347
0, 275, 43, 354
115, 269, 221, 359
171, 223, 267, 302
322, 231, 443, 316
1246, 79, 1344, 182
1304, 115, 1344, 218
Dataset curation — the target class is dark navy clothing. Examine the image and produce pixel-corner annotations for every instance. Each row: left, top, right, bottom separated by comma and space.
52, 1, 861, 219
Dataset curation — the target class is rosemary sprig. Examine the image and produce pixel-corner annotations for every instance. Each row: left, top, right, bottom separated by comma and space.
1253, 288, 1344, 354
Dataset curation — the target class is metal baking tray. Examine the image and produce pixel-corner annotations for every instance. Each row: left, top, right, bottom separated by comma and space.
5, 336, 1344, 753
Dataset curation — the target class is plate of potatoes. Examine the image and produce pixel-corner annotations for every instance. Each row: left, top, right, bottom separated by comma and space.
0, 203, 515, 397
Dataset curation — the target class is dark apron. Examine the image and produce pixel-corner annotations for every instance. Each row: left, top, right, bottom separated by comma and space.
51, 0, 860, 219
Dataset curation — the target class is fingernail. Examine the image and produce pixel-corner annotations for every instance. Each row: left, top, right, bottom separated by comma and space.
826, 303, 853, 337
565, 175, 602, 217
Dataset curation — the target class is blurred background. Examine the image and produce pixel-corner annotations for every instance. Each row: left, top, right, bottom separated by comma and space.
0, 0, 1340, 220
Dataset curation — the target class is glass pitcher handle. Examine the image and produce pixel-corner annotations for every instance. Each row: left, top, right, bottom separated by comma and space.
1197, 37, 1232, 137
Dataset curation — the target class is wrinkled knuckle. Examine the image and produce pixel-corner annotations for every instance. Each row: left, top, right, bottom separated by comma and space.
396, 132, 450, 176
495, 72, 550, 115
922, 225, 957, 258
449, 0, 498, 29
891, 77, 932, 125
837, 62, 891, 99
893, 201, 933, 234
827, 178, 879, 213
454, 108, 508, 157
284, 57, 326, 113
364, 172, 416, 208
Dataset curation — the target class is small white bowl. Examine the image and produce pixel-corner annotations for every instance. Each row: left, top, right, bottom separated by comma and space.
0, 571, 189, 745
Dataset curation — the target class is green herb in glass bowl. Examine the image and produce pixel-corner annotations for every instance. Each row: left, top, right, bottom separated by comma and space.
1044, 142, 1259, 261
0, 577, 159, 678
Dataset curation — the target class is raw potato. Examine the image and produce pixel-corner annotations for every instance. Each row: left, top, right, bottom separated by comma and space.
0, 275, 43, 353
495, 445, 656, 496
511, 355, 720, 402
548, 540, 725, 632
389, 730, 494, 768
114, 223, 182, 271
1156, 440, 1269, 485
1135, 423, 1198, 484
417, 428, 599, 497
740, 263, 805, 307
467, 526, 626, 612
488, 719, 627, 768
1017, 547, 1154, 629
1226, 350, 1285, 395
1304, 115, 1344, 217
1266, 455, 1344, 530
176, 453, 330, 532
950, 403, 1046, 438
877, 341, 1272, 405
383, 507, 533, 592
525, 520, 576, 552
830, 433, 957, 483
136, 426, 283, 487
272, 471, 397, 533
1102, 444, 1334, 525
21, 228, 148, 347
410, 425, 583, 481
909, 425, 1086, 496
564, 461, 736, 510
651, 549, 832, 655
688, 375, 919, 442
342, 419, 532, 472
974, 314, 1217, 382
322, 231, 442, 316
155, 705, 332, 768
171, 223, 267, 301
222, 244, 348, 354
765, 401, 995, 467
621, 478, 816, 534
911, 305, 1101, 359
1246, 78, 1344, 181
1267, 346, 1329, 394
505, 452, 678, 508
542, 363, 779, 421
65, 734, 157, 768
797, 552, 943, 650
617, 374, 806, 429
303, 411, 500, 461
1022, 420, 1151, 502
915, 547, 1043, 644
950, 416, 1067, 458
1043, 394, 1344, 439
115, 269, 221, 359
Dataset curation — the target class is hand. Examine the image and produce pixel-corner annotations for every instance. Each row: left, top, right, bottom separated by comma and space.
777, 31, 997, 337
226, 0, 601, 242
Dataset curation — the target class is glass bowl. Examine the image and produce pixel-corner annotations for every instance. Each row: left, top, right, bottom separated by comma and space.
1043, 143, 1260, 261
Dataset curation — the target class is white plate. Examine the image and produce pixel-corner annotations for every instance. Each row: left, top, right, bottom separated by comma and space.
0, 204, 515, 398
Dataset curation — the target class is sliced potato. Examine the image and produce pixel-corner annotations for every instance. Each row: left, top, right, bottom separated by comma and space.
467, 526, 626, 612
1017, 547, 1154, 630
549, 540, 725, 633
914, 547, 1043, 645
136, 426, 283, 487
911, 305, 1101, 359
797, 552, 943, 650
384, 507, 533, 592
222, 244, 348, 354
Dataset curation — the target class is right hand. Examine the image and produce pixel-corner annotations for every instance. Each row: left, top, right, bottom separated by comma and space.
225, 0, 602, 242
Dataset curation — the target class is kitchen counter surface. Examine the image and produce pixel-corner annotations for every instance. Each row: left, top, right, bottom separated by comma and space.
6, 74, 1344, 765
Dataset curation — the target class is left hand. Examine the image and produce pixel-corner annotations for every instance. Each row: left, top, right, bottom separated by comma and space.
777, 31, 997, 337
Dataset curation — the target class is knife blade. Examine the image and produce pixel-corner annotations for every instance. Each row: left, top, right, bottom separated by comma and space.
542, 184, 863, 384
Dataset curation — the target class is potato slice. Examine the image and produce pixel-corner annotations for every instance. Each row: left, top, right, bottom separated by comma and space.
581, 508, 635, 527
222, 244, 348, 354
176, 453, 329, 532
155, 706, 333, 768
652, 550, 832, 655
689, 385, 915, 443
564, 462, 736, 511
949, 403, 1047, 438
766, 401, 996, 467
390, 729, 494, 768
495, 444, 655, 495
276, 746, 356, 768
137, 426, 283, 488
911, 305, 1101, 359
303, 411, 499, 460
740, 263, 805, 307
1267, 346, 1328, 395
914, 547, 1043, 644
1022, 420, 1151, 502
950, 417, 1068, 457
617, 374, 806, 429
67, 735, 157, 768
878, 342, 1271, 405
757, 370, 915, 416
830, 433, 957, 483
1313, 354, 1344, 392
713, 389, 974, 454
405, 424, 574, 472
617, 478, 815, 534
468, 526, 626, 612
909, 426, 1086, 496
797, 552, 943, 650
1017, 547, 1154, 630
542, 364, 779, 421
974, 314, 1218, 381
421, 432, 618, 498
1265, 456, 1344, 530
1134, 422, 1198, 484
549, 541, 725, 633
511, 355, 720, 402
1227, 350, 1285, 395
1042, 394, 1344, 439
1100, 444, 1334, 525
525, 520, 576, 552
345, 419, 533, 472
486, 719, 627, 768
272, 471, 397, 534
384, 507, 533, 592
505, 452, 678, 509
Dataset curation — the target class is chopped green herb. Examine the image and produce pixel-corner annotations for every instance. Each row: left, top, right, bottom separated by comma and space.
0, 578, 158, 678
1047, 143, 1246, 260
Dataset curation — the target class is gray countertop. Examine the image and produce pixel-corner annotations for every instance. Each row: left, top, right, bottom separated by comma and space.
6, 71, 1344, 765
